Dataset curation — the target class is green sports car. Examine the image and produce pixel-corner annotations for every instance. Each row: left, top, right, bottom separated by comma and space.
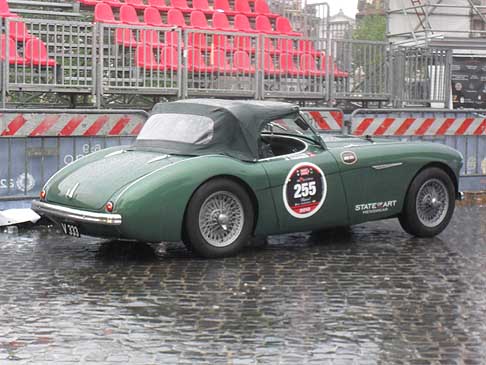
32, 99, 464, 258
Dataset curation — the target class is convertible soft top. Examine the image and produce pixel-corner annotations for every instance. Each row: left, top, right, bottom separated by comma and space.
138, 99, 300, 161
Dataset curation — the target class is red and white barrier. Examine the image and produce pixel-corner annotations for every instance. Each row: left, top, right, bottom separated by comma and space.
302, 110, 343, 131
0, 111, 148, 137
352, 116, 486, 136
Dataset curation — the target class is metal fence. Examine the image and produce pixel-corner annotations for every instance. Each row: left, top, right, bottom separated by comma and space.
0, 17, 454, 107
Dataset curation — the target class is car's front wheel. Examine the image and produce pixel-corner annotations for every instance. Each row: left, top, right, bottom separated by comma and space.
399, 167, 455, 237
184, 178, 254, 258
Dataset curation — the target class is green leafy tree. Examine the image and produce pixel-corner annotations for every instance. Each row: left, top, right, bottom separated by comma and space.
353, 15, 386, 41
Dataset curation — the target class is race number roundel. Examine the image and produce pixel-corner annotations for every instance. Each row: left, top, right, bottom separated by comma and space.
283, 162, 327, 219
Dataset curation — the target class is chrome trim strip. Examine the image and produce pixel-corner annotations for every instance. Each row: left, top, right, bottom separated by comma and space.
147, 155, 170, 164
457, 191, 465, 201
32, 201, 122, 226
372, 162, 403, 170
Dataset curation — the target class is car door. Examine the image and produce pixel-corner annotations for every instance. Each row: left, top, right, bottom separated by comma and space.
261, 148, 349, 234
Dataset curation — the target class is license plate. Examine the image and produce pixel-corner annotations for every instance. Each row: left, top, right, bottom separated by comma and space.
61, 223, 81, 238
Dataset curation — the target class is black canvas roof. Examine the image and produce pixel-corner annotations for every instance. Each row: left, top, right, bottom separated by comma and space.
144, 99, 300, 161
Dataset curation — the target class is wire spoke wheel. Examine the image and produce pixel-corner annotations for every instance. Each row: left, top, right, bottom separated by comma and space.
198, 191, 245, 248
415, 178, 449, 228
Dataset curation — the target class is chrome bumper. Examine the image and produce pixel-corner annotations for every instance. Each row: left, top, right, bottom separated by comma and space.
32, 201, 122, 226
457, 192, 465, 201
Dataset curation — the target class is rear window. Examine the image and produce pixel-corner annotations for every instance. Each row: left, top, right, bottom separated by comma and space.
137, 113, 214, 145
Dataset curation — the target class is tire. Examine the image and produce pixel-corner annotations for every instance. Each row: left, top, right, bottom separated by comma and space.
399, 167, 455, 238
184, 178, 254, 258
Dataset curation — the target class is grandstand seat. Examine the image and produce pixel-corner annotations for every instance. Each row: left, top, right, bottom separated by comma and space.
211, 48, 237, 74
160, 45, 179, 70
115, 28, 138, 47
234, 50, 255, 74
278, 38, 297, 54
300, 54, 323, 77
144, 7, 169, 27
234, 35, 254, 53
103, 0, 122, 7
319, 54, 348, 78
298, 39, 320, 56
167, 8, 187, 28
212, 34, 233, 51
254, 0, 278, 18
0, 0, 19, 17
94, 3, 120, 23
190, 10, 210, 29
78, 0, 101, 7
187, 47, 214, 73
136, 44, 164, 70
255, 15, 279, 35
262, 52, 278, 75
148, 0, 169, 11
171, 0, 191, 13
213, 0, 237, 15
263, 37, 276, 53
139, 29, 165, 47
234, 14, 257, 33
126, 0, 148, 10
120, 5, 142, 25
24, 38, 57, 66
8, 20, 33, 42
235, 0, 255, 17
165, 31, 182, 48
192, 0, 213, 14
279, 53, 302, 76
0, 35, 26, 64
276, 17, 303, 36
212, 12, 233, 32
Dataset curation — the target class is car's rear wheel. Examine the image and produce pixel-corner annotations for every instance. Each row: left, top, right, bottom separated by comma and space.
184, 178, 254, 258
399, 167, 455, 237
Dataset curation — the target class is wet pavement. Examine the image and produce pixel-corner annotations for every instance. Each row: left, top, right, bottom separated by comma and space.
1, 205, 486, 365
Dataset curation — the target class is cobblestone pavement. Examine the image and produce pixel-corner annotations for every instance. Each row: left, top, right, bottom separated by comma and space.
0, 205, 485, 365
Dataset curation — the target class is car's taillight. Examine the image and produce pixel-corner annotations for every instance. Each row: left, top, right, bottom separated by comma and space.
105, 201, 114, 213
40, 190, 46, 200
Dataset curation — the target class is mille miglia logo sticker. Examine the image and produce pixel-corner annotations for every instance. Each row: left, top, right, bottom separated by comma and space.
355, 200, 397, 215
341, 151, 358, 165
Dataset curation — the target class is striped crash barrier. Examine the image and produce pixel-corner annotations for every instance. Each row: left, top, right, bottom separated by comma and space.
0, 110, 149, 208
301, 109, 344, 131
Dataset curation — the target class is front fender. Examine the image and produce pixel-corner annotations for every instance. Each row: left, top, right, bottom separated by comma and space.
113, 155, 272, 242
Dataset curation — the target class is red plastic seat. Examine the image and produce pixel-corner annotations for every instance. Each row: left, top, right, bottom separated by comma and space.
298, 39, 320, 56
94, 3, 120, 23
212, 34, 233, 51
102, 0, 122, 7
125, 0, 147, 10
167, 8, 186, 28
190, 10, 210, 29
8, 20, 34, 42
235, 0, 254, 16
300, 54, 323, 77
144, 7, 168, 26
171, 0, 191, 12
187, 47, 214, 73
278, 38, 297, 54
0, 35, 26, 64
263, 37, 276, 54
212, 12, 233, 32
211, 49, 237, 74
234, 35, 254, 52
276, 17, 303, 36
234, 14, 257, 33
0, 0, 18, 17
192, 0, 213, 14
279, 53, 302, 76
165, 31, 182, 48
136, 44, 164, 70
255, 15, 278, 35
254, 0, 278, 18
24, 38, 57, 66
213, 0, 237, 15
234, 50, 255, 74
120, 5, 142, 25
115, 28, 138, 47
262, 52, 278, 75
139, 29, 165, 48
319, 54, 348, 78
160, 45, 178, 71
148, 0, 169, 11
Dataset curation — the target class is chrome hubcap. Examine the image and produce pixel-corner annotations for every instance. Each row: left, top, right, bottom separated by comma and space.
198, 191, 244, 247
416, 178, 449, 228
